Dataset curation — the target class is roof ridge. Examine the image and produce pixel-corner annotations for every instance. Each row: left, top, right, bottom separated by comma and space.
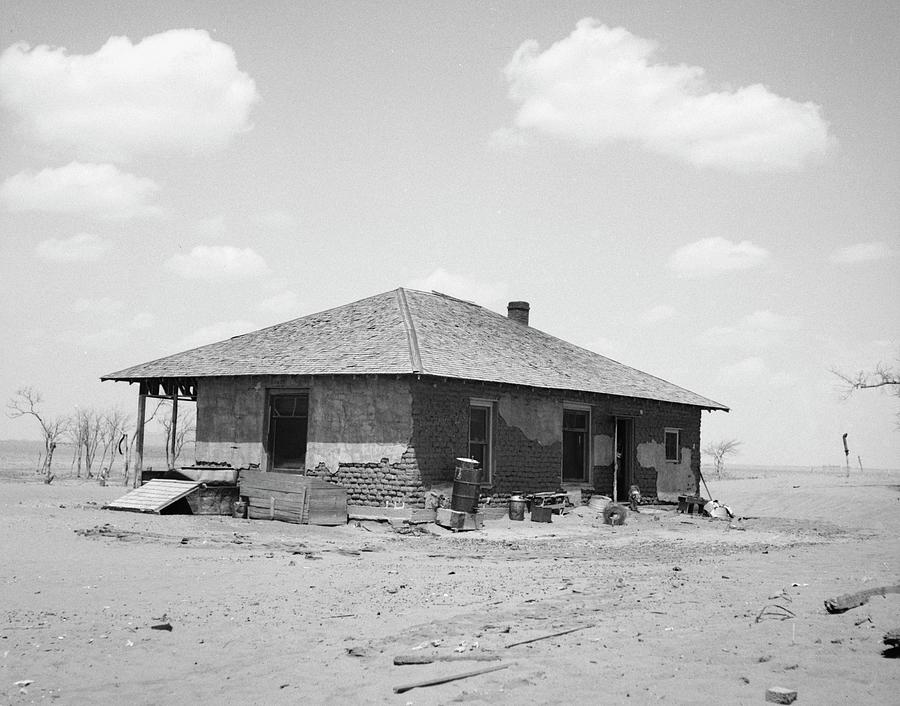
395, 288, 423, 374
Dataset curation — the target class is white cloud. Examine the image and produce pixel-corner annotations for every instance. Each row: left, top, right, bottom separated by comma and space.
502, 19, 832, 171
829, 241, 897, 264
35, 232, 110, 261
717, 356, 795, 387
165, 245, 269, 281
258, 290, 304, 319
639, 304, 676, 324
73, 297, 125, 314
0, 29, 259, 162
2, 162, 160, 219
698, 309, 799, 349
130, 312, 156, 329
179, 319, 256, 350
668, 237, 769, 278
407, 268, 509, 312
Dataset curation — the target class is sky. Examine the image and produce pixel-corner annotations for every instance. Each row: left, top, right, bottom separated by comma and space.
0, 1, 897, 468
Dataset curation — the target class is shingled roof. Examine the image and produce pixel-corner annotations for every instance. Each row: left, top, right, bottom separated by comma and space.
103, 288, 727, 410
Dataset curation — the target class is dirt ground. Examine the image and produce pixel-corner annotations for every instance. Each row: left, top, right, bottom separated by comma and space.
2, 468, 898, 705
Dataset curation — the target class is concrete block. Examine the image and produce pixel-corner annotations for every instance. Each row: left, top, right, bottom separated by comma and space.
765, 687, 797, 704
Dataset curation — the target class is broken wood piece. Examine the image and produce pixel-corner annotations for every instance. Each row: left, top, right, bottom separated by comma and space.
755, 604, 795, 623
823, 584, 900, 614
393, 653, 501, 666
765, 686, 797, 704
505, 624, 592, 649
392, 663, 508, 694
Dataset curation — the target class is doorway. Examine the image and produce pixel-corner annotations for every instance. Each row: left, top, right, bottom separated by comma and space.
614, 418, 633, 501
562, 409, 589, 482
267, 393, 309, 473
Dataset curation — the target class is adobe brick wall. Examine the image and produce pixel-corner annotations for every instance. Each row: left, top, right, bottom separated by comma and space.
411, 378, 569, 495
198, 374, 705, 507
589, 397, 701, 501
312, 447, 426, 506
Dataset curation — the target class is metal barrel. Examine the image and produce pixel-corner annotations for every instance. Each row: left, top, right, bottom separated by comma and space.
508, 496, 526, 521
450, 480, 480, 513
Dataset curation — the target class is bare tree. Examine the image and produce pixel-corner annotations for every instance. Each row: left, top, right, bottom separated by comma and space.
96, 409, 130, 484
71, 408, 104, 478
6, 387, 69, 483
154, 400, 196, 469
703, 439, 742, 478
832, 352, 900, 426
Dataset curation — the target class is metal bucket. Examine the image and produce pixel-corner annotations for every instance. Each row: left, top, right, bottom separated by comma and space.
451, 480, 480, 513
508, 496, 526, 521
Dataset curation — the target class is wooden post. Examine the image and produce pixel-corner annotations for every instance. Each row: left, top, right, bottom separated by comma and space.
134, 390, 146, 488
169, 389, 178, 470
612, 419, 619, 503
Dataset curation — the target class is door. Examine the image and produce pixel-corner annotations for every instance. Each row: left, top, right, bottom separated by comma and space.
562, 409, 589, 481
614, 418, 633, 501
267, 393, 309, 473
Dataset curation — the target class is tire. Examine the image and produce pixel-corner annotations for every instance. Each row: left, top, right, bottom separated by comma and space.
603, 503, 628, 525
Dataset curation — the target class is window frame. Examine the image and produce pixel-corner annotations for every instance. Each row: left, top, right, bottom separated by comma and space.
468, 399, 495, 484
265, 389, 310, 472
561, 403, 591, 482
664, 428, 681, 463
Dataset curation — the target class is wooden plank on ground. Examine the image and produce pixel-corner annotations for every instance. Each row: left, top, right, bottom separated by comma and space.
104, 479, 201, 514
348, 505, 413, 522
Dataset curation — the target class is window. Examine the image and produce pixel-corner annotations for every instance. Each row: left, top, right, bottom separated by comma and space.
468, 402, 492, 482
665, 429, 680, 462
562, 408, 589, 481
267, 392, 309, 472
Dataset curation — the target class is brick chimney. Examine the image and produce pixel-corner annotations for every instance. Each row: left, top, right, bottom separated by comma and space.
507, 301, 530, 326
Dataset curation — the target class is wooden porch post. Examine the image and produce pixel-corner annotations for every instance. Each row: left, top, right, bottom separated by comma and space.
134, 389, 146, 488
169, 389, 178, 470
612, 419, 619, 503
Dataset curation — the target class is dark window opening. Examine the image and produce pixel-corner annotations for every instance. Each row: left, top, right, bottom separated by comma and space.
562, 409, 589, 481
268, 393, 308, 473
468, 405, 491, 481
665, 429, 680, 462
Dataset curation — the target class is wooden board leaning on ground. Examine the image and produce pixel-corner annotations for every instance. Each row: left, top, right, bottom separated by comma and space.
239, 470, 348, 526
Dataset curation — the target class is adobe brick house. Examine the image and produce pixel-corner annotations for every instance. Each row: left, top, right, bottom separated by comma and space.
103, 288, 727, 506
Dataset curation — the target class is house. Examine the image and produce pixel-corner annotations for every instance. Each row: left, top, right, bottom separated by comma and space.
102, 288, 727, 506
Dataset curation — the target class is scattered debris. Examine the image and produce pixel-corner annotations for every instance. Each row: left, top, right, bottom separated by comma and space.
13, 680, 33, 688
755, 604, 795, 623
884, 629, 900, 648
150, 623, 173, 631
765, 686, 797, 704
505, 625, 592, 649
393, 663, 509, 694
824, 584, 900, 614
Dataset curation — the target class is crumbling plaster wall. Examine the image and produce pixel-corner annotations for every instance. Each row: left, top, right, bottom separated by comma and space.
637, 442, 695, 501
305, 376, 413, 473
195, 375, 414, 472
195, 376, 267, 468
411, 378, 565, 494
589, 398, 702, 501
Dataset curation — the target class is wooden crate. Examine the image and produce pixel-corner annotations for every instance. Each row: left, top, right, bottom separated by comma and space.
239, 471, 347, 526
185, 485, 239, 515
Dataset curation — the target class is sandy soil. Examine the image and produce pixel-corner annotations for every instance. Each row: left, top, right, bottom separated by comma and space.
2, 469, 898, 705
